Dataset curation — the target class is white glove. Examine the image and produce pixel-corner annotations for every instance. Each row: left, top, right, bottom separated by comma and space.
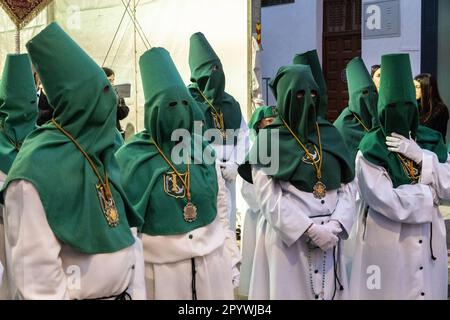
324, 220, 343, 236
386, 132, 423, 164
307, 224, 339, 252
232, 265, 240, 288
221, 162, 239, 181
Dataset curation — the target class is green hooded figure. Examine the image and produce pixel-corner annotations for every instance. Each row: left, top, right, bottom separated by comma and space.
334, 57, 378, 163
1, 22, 142, 254
239, 64, 354, 194
115, 47, 218, 236
0, 54, 38, 174
188, 32, 243, 144
293, 50, 328, 120
359, 53, 447, 187
247, 105, 278, 142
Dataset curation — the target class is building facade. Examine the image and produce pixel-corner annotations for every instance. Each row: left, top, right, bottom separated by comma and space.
260, 0, 449, 139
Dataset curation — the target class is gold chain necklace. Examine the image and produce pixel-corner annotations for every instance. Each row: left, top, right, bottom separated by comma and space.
397, 153, 420, 183
51, 118, 119, 227
150, 138, 197, 223
280, 117, 326, 199
352, 113, 370, 132
196, 88, 226, 139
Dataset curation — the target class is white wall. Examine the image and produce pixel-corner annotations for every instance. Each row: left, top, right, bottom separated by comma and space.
261, 0, 323, 105
362, 0, 422, 76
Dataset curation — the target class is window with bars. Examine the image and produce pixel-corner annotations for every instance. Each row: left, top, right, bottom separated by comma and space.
262, 0, 295, 7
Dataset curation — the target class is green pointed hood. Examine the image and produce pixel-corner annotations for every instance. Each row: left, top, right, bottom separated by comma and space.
188, 32, 242, 135
346, 57, 378, 127
116, 47, 217, 236
1, 22, 141, 254
248, 105, 278, 141
359, 53, 447, 187
0, 54, 38, 174
293, 50, 328, 119
334, 57, 378, 163
239, 64, 354, 192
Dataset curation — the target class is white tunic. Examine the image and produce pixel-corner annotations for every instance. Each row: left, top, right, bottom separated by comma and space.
214, 118, 250, 231
350, 151, 448, 300
238, 181, 260, 297
248, 166, 356, 300
3, 180, 146, 300
0, 170, 6, 298
142, 164, 240, 300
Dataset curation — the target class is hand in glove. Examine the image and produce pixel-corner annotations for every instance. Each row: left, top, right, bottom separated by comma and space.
386, 132, 423, 164
430, 185, 440, 207
307, 224, 339, 252
324, 220, 343, 237
221, 162, 239, 181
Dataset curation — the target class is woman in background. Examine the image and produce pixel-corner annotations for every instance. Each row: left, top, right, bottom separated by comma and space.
414, 73, 449, 141
371, 64, 381, 92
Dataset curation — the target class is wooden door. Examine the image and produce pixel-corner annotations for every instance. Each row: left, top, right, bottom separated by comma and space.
323, 0, 362, 121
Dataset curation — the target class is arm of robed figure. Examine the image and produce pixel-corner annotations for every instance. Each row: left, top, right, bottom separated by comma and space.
3, 180, 70, 300
355, 151, 435, 224
330, 180, 357, 240
251, 166, 314, 247
215, 163, 241, 287
421, 150, 450, 200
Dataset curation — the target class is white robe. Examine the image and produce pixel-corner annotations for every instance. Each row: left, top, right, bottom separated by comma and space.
214, 118, 250, 231
0, 170, 6, 298
350, 151, 448, 300
248, 166, 356, 300
3, 180, 146, 300
238, 181, 260, 297
142, 163, 241, 300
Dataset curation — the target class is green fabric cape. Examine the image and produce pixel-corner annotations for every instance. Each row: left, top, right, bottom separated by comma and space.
0, 54, 38, 174
293, 50, 328, 120
239, 64, 354, 192
334, 57, 378, 163
116, 47, 218, 236
187, 32, 242, 140
359, 53, 447, 187
1, 23, 141, 254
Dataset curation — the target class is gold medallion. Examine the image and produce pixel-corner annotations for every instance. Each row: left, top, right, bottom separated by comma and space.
183, 202, 198, 223
211, 110, 227, 140
97, 184, 119, 227
313, 181, 327, 199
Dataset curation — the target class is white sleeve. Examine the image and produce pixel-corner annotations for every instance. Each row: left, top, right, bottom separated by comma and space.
215, 163, 241, 270
4, 180, 70, 300
252, 166, 314, 247
356, 152, 434, 224
330, 180, 357, 240
420, 150, 450, 200
228, 118, 250, 165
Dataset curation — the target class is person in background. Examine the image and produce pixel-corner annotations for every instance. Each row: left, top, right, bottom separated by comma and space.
0, 54, 39, 299
414, 73, 449, 142
188, 32, 250, 233
102, 67, 130, 138
371, 64, 381, 92
33, 71, 53, 126
238, 105, 277, 298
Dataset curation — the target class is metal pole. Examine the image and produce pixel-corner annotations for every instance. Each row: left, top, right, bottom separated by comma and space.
15, 27, 20, 54
247, 0, 253, 120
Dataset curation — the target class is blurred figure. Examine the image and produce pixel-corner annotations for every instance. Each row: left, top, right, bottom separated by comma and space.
371, 64, 381, 92
33, 71, 53, 126
102, 67, 130, 137
414, 73, 449, 141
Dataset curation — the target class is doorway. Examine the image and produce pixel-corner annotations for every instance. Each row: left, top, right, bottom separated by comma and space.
323, 0, 362, 121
